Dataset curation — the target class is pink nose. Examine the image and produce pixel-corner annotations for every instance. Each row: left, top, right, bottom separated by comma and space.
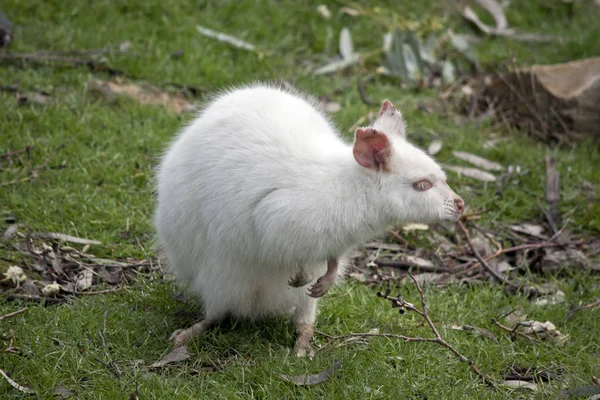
454, 198, 464, 213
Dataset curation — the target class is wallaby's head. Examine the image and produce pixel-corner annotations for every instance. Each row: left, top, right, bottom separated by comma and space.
353, 100, 463, 223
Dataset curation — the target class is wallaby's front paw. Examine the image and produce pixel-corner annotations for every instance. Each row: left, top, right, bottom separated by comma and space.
288, 270, 313, 287
307, 275, 334, 298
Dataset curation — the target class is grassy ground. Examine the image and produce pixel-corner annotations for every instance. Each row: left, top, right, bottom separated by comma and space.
1, 0, 599, 398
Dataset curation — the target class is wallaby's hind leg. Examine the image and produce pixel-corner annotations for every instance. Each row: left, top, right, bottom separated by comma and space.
170, 311, 224, 348
292, 295, 318, 357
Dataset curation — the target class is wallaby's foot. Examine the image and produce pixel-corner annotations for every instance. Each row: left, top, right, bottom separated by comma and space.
293, 322, 315, 358
169, 320, 211, 347
288, 269, 313, 287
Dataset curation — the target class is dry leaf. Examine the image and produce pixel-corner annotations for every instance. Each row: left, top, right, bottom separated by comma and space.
405, 255, 434, 268
510, 224, 546, 238
402, 223, 429, 232
517, 320, 568, 345
339, 27, 354, 61
533, 290, 565, 306
447, 166, 497, 182
500, 380, 538, 391
451, 324, 498, 341
89, 79, 193, 114
31, 232, 101, 245
150, 346, 192, 368
22, 279, 41, 296
462, 0, 553, 42
280, 360, 342, 385
452, 151, 503, 171
75, 269, 94, 291
196, 25, 256, 51
339, 7, 360, 16
324, 102, 341, 113
41, 281, 61, 296
317, 5, 331, 19
427, 140, 442, 156
101, 267, 124, 285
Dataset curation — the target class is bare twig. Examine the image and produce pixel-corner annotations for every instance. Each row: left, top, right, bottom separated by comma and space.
490, 318, 541, 343
0, 144, 64, 186
0, 368, 34, 393
0, 307, 29, 321
373, 260, 450, 273
1, 294, 65, 304
99, 301, 121, 378
457, 220, 511, 288
566, 298, 600, 321
317, 273, 496, 387
357, 78, 375, 106
30, 232, 101, 245
0, 146, 33, 159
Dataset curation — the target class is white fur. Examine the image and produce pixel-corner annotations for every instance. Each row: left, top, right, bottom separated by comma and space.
155, 84, 462, 332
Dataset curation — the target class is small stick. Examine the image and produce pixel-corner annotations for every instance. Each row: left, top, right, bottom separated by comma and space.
0, 307, 29, 321
490, 318, 541, 343
357, 79, 375, 106
457, 220, 510, 287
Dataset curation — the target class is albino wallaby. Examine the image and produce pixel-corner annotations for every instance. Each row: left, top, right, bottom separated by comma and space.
155, 84, 463, 357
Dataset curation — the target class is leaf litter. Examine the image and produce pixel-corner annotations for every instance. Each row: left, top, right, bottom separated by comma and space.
88, 78, 195, 114
1, 226, 160, 302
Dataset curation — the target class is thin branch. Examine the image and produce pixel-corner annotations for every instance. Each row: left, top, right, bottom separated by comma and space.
317, 273, 496, 388
0, 307, 29, 321
457, 220, 510, 287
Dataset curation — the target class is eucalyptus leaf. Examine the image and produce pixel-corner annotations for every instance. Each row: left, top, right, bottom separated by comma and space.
449, 32, 478, 63
339, 27, 354, 61
404, 30, 425, 77
442, 60, 456, 84
402, 44, 420, 81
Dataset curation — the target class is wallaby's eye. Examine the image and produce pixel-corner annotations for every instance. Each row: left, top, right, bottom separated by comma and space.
413, 179, 433, 192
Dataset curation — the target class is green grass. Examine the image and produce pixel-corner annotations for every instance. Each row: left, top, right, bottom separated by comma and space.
1, 0, 599, 398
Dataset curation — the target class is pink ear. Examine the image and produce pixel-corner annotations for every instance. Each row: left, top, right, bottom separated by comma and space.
379, 99, 397, 117
353, 128, 391, 171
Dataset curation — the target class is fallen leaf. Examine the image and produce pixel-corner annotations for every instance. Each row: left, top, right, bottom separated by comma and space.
55, 387, 74, 398
119, 41, 132, 53
452, 151, 503, 171
517, 320, 568, 345
447, 166, 497, 182
405, 255, 434, 268
196, 25, 256, 51
17, 91, 51, 106
280, 360, 342, 385
317, 5, 331, 19
339, 7, 360, 16
75, 269, 94, 291
427, 140, 442, 156
560, 384, 600, 398
510, 224, 546, 238
313, 56, 360, 75
402, 223, 429, 232
451, 324, 498, 341
324, 102, 341, 113
409, 273, 456, 286
31, 232, 101, 245
533, 290, 565, 306
2, 224, 19, 242
150, 346, 192, 368
500, 380, 538, 391
89, 79, 194, 114
101, 267, 124, 285
339, 27, 354, 61
21, 279, 41, 296
462, 0, 553, 42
